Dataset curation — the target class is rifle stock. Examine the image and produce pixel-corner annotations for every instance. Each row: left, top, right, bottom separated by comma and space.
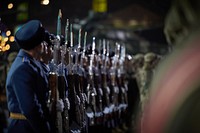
94, 71, 103, 125
79, 72, 87, 132
48, 72, 63, 133
85, 37, 97, 127
66, 24, 82, 132
67, 74, 81, 132
58, 75, 69, 133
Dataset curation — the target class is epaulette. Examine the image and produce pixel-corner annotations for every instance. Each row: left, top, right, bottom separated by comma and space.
22, 57, 30, 64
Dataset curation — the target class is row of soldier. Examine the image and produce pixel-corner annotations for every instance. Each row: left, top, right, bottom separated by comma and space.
44, 27, 162, 133
134, 53, 161, 112
125, 52, 162, 133
41, 17, 131, 133
4, 12, 162, 133
5, 19, 131, 133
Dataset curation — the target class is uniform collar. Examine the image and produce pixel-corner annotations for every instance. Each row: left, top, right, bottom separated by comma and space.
18, 49, 34, 60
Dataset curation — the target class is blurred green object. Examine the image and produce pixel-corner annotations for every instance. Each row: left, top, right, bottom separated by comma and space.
164, 0, 200, 45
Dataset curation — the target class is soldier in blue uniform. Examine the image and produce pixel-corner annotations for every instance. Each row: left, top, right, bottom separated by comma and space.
6, 20, 51, 133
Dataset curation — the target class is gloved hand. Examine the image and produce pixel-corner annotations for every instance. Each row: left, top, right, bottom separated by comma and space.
64, 97, 70, 110
56, 99, 64, 112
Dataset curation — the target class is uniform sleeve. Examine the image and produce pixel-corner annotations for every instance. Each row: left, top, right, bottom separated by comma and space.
12, 64, 50, 133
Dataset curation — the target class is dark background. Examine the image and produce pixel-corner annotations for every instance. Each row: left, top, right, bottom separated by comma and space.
0, 0, 172, 54
0, 0, 171, 27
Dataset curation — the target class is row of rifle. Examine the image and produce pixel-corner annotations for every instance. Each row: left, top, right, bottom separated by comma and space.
47, 10, 128, 133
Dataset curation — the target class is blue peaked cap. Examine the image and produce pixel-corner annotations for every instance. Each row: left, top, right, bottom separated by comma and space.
15, 20, 45, 50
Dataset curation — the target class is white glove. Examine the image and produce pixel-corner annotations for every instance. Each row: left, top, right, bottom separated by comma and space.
56, 99, 64, 112
64, 97, 70, 110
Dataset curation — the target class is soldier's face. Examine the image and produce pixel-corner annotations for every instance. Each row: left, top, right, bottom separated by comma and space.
39, 42, 44, 53
34, 43, 43, 60
41, 42, 53, 63
41, 41, 47, 54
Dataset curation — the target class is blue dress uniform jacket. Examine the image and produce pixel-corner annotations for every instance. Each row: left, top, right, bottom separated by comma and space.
6, 49, 51, 133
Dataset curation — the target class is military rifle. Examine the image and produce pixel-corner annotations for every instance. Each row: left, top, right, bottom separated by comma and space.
120, 44, 128, 105
85, 37, 97, 127
93, 40, 103, 126
116, 43, 128, 126
57, 18, 70, 133
79, 31, 88, 133
48, 37, 62, 133
48, 9, 63, 133
66, 23, 81, 133
72, 28, 85, 129
108, 43, 121, 128
100, 40, 112, 129
76, 29, 88, 132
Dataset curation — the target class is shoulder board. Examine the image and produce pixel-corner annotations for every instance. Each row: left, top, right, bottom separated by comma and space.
22, 57, 30, 64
